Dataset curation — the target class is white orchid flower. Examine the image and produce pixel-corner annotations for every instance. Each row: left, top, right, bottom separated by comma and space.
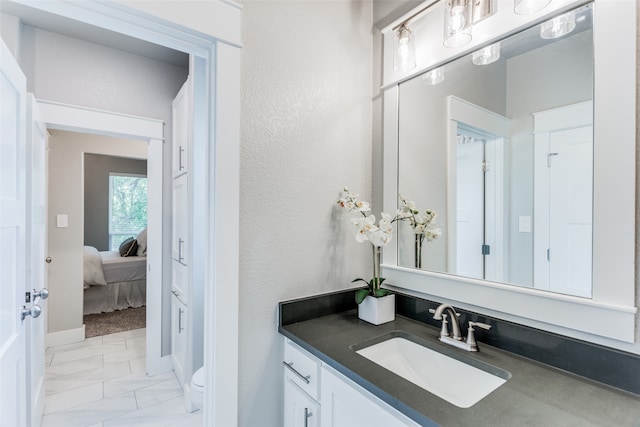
369, 229, 392, 247
352, 215, 377, 242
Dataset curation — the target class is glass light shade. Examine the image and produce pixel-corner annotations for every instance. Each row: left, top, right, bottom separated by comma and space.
514, 0, 552, 15
423, 67, 445, 85
540, 10, 576, 39
394, 24, 416, 72
472, 43, 501, 65
443, 0, 472, 48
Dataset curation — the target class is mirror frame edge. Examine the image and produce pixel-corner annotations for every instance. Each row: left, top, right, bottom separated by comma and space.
380, 0, 637, 345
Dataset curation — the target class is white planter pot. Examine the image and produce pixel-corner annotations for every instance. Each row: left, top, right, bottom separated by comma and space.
358, 294, 395, 325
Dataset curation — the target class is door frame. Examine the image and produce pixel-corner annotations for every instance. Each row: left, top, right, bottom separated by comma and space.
446, 96, 509, 278
38, 99, 166, 374
13, 1, 241, 424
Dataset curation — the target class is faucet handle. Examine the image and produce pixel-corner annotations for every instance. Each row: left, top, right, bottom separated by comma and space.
466, 321, 491, 352
469, 321, 491, 331
440, 313, 450, 337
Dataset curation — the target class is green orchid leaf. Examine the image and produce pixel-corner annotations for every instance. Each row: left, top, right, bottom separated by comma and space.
373, 288, 392, 298
355, 289, 369, 305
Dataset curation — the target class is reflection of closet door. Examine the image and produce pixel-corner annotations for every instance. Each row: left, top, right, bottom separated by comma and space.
172, 174, 189, 266
548, 126, 593, 297
533, 101, 593, 297
456, 139, 484, 278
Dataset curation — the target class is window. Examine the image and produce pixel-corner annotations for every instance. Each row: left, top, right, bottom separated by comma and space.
109, 173, 148, 250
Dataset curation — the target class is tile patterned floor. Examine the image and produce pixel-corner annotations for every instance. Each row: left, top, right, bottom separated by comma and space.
43, 328, 202, 427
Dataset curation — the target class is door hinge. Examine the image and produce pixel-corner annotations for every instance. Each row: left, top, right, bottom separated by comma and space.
547, 152, 559, 167
25, 291, 31, 303
482, 160, 489, 173
482, 244, 491, 255
547, 249, 550, 261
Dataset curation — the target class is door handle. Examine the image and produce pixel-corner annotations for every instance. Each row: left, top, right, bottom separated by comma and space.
21, 304, 42, 321
33, 288, 49, 301
45, 257, 52, 264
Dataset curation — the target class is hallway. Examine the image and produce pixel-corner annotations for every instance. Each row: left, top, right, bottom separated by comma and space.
42, 329, 201, 426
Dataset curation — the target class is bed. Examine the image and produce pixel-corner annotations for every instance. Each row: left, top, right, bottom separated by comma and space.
83, 229, 148, 315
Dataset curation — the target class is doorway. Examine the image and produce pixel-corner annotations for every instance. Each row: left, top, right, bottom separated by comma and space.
2, 2, 241, 424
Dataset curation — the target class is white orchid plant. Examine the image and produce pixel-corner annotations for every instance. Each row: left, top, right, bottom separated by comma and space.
398, 194, 442, 242
338, 188, 442, 304
338, 188, 395, 304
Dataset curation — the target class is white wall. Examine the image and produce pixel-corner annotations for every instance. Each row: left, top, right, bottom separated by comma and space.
239, 1, 373, 425
47, 130, 147, 333
17, 26, 187, 352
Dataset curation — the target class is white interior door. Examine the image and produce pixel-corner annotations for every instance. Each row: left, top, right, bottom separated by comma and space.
533, 101, 593, 297
548, 126, 593, 297
456, 137, 484, 278
0, 40, 29, 427
26, 95, 48, 427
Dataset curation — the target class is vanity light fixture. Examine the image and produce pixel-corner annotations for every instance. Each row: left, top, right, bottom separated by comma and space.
443, 0, 496, 49
472, 42, 501, 65
444, 0, 472, 48
540, 10, 576, 39
423, 67, 445, 85
514, 0, 552, 15
394, 23, 417, 72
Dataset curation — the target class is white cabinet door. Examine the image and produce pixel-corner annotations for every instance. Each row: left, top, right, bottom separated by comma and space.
171, 294, 188, 384
171, 259, 189, 301
172, 77, 191, 177
284, 378, 320, 427
320, 366, 418, 427
172, 174, 189, 266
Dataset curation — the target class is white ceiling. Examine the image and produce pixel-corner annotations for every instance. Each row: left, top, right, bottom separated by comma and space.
1, 1, 189, 67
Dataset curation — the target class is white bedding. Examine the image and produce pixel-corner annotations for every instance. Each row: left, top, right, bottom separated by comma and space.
99, 250, 147, 283
82, 246, 147, 314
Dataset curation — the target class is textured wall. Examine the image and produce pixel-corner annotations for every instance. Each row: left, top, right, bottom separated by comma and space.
239, 1, 373, 425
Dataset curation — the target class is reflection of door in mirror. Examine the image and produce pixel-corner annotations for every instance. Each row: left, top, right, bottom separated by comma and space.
447, 98, 509, 284
533, 101, 593, 297
455, 128, 505, 283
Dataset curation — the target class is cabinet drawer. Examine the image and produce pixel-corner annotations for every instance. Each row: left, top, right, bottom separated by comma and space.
284, 340, 320, 400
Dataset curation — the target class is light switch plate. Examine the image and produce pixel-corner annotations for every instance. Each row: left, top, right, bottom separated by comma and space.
518, 216, 531, 233
56, 214, 68, 228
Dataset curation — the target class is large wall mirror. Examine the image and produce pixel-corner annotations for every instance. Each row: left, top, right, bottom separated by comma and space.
397, 4, 593, 298
381, 0, 636, 344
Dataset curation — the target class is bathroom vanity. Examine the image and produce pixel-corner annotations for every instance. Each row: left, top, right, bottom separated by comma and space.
279, 290, 640, 426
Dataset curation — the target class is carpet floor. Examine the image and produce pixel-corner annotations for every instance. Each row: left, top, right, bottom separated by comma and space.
84, 306, 146, 338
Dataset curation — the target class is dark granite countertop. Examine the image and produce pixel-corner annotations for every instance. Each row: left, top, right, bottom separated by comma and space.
279, 310, 640, 427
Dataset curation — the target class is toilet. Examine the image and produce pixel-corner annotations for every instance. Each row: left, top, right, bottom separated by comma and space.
191, 367, 205, 410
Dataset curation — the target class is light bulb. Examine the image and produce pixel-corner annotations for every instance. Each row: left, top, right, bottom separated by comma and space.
472, 42, 501, 65
443, 0, 472, 48
540, 10, 576, 39
423, 67, 444, 85
394, 24, 416, 72
449, 6, 466, 33
514, 0, 552, 15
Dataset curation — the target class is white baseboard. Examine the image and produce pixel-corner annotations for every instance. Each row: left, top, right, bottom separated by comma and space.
147, 354, 174, 377
46, 325, 85, 348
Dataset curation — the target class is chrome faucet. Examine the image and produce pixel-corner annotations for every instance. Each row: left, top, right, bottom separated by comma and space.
430, 304, 491, 352
430, 304, 463, 340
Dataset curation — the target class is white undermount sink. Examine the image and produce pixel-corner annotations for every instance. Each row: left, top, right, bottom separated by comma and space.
355, 333, 510, 408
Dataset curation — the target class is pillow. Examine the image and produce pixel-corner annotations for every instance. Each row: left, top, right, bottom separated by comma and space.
83, 246, 107, 286
119, 237, 139, 257
136, 227, 148, 256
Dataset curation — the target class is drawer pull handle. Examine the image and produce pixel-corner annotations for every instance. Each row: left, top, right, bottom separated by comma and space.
304, 408, 312, 427
282, 361, 310, 384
